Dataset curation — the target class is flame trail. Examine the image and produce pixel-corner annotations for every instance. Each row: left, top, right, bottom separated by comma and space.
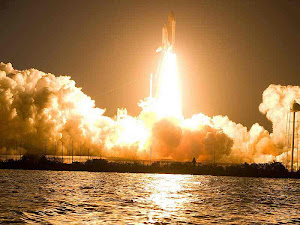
155, 50, 182, 119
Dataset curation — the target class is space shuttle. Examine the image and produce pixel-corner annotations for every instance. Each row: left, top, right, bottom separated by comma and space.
156, 11, 176, 53
138, 11, 176, 106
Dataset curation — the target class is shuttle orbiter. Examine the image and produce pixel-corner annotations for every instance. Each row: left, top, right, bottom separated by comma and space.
156, 11, 176, 53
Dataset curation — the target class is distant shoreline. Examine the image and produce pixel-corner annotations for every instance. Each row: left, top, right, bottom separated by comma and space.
1, 155, 299, 179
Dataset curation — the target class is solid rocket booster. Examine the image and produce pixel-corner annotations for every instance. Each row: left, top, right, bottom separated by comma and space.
157, 11, 176, 52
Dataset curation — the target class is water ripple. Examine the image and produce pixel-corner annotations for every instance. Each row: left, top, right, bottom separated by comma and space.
0, 170, 299, 224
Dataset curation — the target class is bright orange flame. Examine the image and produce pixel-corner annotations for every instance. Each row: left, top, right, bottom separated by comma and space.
116, 117, 149, 149
155, 50, 182, 119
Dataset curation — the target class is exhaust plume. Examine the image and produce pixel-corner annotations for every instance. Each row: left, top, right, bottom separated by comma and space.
0, 62, 299, 163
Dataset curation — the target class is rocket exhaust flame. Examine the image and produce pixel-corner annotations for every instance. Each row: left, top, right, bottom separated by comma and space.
153, 50, 182, 119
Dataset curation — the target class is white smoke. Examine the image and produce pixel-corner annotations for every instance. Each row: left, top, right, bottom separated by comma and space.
0, 62, 299, 163
0, 62, 122, 157
259, 84, 300, 147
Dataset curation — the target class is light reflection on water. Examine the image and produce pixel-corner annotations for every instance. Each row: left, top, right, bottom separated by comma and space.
0, 170, 299, 224
146, 174, 188, 222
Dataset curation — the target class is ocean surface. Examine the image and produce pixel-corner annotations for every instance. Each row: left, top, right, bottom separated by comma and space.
0, 170, 299, 224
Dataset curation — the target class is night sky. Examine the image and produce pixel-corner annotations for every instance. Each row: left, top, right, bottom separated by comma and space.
1, 0, 299, 132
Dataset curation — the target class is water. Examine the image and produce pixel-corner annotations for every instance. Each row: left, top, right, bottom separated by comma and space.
0, 170, 299, 224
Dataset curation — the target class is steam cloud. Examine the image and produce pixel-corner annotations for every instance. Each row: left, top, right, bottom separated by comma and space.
0, 62, 299, 163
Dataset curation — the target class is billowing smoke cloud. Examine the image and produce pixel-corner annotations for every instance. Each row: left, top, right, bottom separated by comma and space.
259, 84, 300, 148
0, 62, 108, 156
0, 62, 299, 163
151, 117, 233, 162
212, 116, 279, 163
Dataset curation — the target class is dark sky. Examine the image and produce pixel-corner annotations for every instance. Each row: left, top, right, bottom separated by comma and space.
1, 0, 299, 132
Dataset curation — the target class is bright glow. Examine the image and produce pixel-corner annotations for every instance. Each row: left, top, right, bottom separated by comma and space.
77, 98, 105, 125
146, 174, 188, 222
183, 113, 213, 130
155, 50, 182, 119
116, 117, 149, 149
